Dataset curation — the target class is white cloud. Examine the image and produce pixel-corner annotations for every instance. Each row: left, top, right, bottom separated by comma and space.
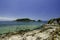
0, 17, 16, 21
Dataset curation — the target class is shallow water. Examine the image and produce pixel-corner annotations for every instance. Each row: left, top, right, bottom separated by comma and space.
0, 21, 47, 34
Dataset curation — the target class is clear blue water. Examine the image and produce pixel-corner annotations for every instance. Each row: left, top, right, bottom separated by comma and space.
0, 21, 47, 34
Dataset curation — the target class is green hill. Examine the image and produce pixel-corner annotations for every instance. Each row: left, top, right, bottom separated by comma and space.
15, 18, 35, 22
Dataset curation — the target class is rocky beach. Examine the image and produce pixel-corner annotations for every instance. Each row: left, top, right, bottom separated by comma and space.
0, 24, 60, 40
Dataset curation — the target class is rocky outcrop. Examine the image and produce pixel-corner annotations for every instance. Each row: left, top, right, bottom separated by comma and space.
48, 18, 60, 25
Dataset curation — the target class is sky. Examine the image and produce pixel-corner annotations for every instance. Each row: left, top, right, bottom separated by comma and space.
0, 0, 60, 21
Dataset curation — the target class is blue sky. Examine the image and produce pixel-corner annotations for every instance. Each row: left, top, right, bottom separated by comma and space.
0, 0, 60, 21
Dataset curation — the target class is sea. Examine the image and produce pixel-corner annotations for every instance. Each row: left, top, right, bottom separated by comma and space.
0, 21, 47, 34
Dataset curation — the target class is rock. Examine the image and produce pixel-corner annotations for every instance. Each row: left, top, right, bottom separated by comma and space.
48, 18, 60, 25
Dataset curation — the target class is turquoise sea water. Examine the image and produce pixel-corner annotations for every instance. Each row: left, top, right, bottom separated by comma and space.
0, 21, 47, 34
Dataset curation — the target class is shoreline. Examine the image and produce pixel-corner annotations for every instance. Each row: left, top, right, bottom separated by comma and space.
0, 24, 60, 40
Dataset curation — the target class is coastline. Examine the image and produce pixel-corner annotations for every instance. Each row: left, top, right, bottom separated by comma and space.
0, 24, 60, 40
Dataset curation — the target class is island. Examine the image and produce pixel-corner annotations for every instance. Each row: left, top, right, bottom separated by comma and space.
15, 18, 35, 22
37, 20, 41, 22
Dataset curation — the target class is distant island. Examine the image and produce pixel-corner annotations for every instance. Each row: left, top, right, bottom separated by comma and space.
37, 20, 41, 22
15, 18, 41, 22
15, 18, 36, 22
